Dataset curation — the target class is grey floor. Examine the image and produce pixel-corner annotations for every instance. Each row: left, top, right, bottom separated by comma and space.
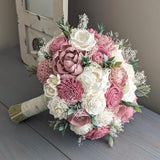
0, 46, 160, 160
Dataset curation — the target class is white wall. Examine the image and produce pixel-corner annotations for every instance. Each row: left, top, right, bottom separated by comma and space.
0, 0, 18, 51
69, 0, 160, 113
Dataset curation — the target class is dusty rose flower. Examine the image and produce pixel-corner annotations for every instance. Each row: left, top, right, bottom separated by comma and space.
105, 85, 122, 110
37, 59, 53, 84
113, 104, 136, 123
57, 78, 84, 104
110, 67, 128, 89
50, 37, 68, 53
85, 126, 110, 140
52, 45, 83, 79
88, 28, 101, 40
97, 35, 115, 52
68, 109, 90, 126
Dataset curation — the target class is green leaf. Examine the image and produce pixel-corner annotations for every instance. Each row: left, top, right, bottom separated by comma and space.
25, 65, 37, 77
108, 135, 114, 148
59, 125, 64, 132
53, 120, 61, 130
81, 55, 90, 68
114, 62, 122, 68
97, 24, 104, 34
67, 108, 76, 117
90, 115, 98, 130
43, 51, 52, 60
121, 100, 143, 112
135, 86, 151, 97
104, 54, 108, 62
130, 59, 139, 68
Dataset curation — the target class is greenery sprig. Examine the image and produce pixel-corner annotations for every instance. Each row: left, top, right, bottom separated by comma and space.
81, 55, 91, 68
90, 115, 98, 130
56, 17, 73, 39
43, 51, 52, 60
107, 134, 114, 148
121, 100, 143, 112
67, 102, 81, 117
135, 86, 151, 97
97, 24, 104, 34
25, 65, 37, 77
130, 59, 139, 68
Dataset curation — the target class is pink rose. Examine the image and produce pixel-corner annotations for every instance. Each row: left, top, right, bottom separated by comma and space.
57, 78, 84, 104
110, 67, 128, 89
113, 104, 136, 123
85, 126, 110, 140
92, 45, 110, 64
50, 37, 68, 53
68, 109, 90, 126
97, 35, 115, 52
133, 96, 138, 104
88, 28, 101, 40
105, 85, 122, 110
37, 59, 53, 84
52, 45, 83, 79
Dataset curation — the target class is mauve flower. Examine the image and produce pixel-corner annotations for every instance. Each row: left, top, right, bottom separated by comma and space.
50, 37, 68, 53
68, 109, 90, 126
52, 45, 83, 79
57, 78, 84, 104
113, 104, 136, 123
85, 126, 110, 140
88, 28, 101, 40
37, 59, 53, 84
110, 67, 128, 89
105, 85, 122, 110
97, 35, 115, 52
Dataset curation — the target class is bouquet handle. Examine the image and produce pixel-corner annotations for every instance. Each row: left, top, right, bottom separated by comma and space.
9, 95, 48, 123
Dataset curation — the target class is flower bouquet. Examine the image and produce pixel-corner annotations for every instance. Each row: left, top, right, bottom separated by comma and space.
9, 14, 150, 147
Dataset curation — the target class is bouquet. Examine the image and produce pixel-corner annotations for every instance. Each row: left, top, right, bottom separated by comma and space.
9, 14, 150, 147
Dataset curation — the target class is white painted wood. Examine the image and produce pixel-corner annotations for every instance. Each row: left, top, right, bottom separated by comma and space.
15, 0, 68, 66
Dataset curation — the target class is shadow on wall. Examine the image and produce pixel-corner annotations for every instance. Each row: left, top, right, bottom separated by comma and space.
69, 0, 160, 114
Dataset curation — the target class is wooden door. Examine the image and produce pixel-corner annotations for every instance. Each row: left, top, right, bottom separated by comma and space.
15, 0, 68, 66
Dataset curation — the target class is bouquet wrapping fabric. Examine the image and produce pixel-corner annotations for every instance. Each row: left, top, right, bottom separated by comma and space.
9, 14, 150, 147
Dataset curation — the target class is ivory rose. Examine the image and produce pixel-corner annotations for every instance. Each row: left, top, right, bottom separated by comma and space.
69, 29, 96, 51
68, 109, 90, 126
52, 45, 83, 79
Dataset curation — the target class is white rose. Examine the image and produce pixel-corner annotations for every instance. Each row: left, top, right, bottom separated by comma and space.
96, 109, 114, 127
81, 92, 106, 115
69, 29, 96, 51
110, 45, 124, 63
122, 63, 137, 102
47, 97, 69, 119
43, 74, 60, 98
70, 123, 93, 135
77, 62, 111, 93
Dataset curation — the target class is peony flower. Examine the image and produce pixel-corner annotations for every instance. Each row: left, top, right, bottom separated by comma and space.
68, 109, 90, 126
50, 37, 68, 53
113, 104, 136, 123
57, 78, 84, 104
47, 97, 69, 120
110, 67, 128, 89
70, 123, 93, 135
88, 28, 101, 40
69, 29, 96, 51
85, 126, 110, 140
81, 92, 106, 115
122, 63, 137, 102
96, 109, 114, 127
97, 35, 115, 51
105, 85, 123, 110
37, 59, 53, 84
52, 45, 83, 79
110, 45, 124, 63
43, 74, 60, 98
77, 62, 111, 94
92, 51, 104, 64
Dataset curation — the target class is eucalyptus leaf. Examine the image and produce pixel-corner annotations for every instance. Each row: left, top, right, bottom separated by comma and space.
91, 115, 98, 130
108, 135, 114, 148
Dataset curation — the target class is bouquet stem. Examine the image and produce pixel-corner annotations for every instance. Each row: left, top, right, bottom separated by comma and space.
9, 95, 48, 123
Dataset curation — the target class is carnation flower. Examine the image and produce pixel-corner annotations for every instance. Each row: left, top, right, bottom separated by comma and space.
96, 109, 114, 127
105, 85, 122, 110
52, 45, 83, 79
37, 59, 53, 84
47, 97, 69, 120
57, 78, 84, 104
50, 37, 68, 53
85, 126, 110, 140
70, 123, 93, 135
81, 92, 106, 115
113, 104, 136, 123
77, 62, 111, 94
43, 74, 60, 98
68, 109, 90, 126
69, 29, 96, 51
110, 67, 128, 89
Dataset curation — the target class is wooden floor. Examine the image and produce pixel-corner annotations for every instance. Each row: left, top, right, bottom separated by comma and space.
0, 46, 160, 160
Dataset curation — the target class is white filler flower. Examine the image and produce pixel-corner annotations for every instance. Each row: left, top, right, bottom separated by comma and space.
47, 97, 68, 120
96, 109, 114, 127
69, 29, 96, 51
70, 123, 93, 135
